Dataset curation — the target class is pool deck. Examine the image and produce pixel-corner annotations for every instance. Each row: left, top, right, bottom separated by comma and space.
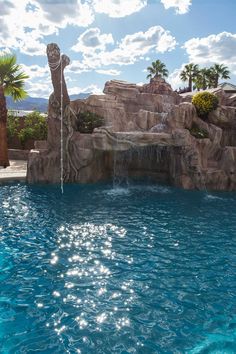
0, 160, 27, 183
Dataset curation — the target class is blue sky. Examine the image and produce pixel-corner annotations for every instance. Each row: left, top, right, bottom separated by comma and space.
0, 0, 236, 97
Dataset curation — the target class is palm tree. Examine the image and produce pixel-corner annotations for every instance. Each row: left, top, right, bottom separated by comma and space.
180, 63, 199, 92
193, 68, 212, 91
209, 64, 230, 88
146, 60, 169, 80
0, 55, 28, 167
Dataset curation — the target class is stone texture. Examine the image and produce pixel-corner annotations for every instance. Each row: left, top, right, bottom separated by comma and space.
227, 93, 236, 107
27, 44, 236, 191
34, 140, 47, 149
0, 160, 27, 183
92, 128, 173, 151
8, 149, 30, 160
140, 76, 180, 106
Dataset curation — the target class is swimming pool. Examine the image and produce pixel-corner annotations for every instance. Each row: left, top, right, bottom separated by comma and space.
0, 183, 236, 353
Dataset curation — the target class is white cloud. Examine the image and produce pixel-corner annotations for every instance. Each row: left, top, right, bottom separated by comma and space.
25, 81, 51, 98
20, 64, 48, 80
168, 63, 187, 89
26, 80, 103, 98
184, 32, 236, 74
36, 0, 94, 27
0, 0, 94, 56
0, 48, 12, 56
96, 69, 121, 76
19, 63, 51, 97
0, 0, 179, 60
68, 60, 90, 74
1, 0, 15, 15
68, 84, 103, 95
169, 32, 236, 90
16, 31, 47, 56
70, 26, 176, 74
92, 0, 147, 18
119, 26, 176, 55
68, 87, 83, 95
0, 1, 52, 55
161, 0, 192, 14
72, 28, 114, 53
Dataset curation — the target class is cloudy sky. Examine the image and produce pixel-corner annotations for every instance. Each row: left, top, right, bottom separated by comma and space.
0, 0, 235, 98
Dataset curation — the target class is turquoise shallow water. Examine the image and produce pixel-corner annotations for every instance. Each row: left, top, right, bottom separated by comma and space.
0, 182, 236, 353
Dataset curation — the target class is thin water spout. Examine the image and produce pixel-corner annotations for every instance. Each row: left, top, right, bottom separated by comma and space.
198, 171, 208, 193
60, 56, 64, 195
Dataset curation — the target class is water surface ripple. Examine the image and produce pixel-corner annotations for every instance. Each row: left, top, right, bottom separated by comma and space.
0, 183, 236, 353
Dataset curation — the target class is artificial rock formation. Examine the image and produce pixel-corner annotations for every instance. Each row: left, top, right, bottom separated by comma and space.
27, 44, 236, 190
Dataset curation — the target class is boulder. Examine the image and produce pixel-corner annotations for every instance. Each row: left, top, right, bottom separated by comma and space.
141, 76, 180, 104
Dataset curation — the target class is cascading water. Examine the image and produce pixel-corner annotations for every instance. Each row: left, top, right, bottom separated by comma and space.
150, 112, 168, 133
112, 144, 167, 188
198, 170, 208, 193
60, 57, 64, 194
113, 150, 130, 187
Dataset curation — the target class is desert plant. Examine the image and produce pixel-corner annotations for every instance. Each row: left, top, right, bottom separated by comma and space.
146, 60, 169, 80
0, 54, 28, 166
192, 92, 219, 119
189, 123, 209, 139
76, 111, 104, 134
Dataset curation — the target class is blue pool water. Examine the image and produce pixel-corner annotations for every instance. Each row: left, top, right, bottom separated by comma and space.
0, 183, 236, 353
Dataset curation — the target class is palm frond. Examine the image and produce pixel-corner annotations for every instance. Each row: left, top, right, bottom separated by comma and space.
0, 54, 28, 101
146, 59, 169, 80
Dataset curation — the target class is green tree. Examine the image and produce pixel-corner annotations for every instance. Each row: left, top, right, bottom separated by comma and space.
146, 60, 169, 80
209, 64, 230, 88
180, 63, 199, 92
0, 55, 28, 167
193, 68, 212, 91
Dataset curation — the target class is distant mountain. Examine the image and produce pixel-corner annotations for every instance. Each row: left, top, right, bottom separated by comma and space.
6, 96, 48, 113
70, 93, 90, 101
6, 93, 91, 113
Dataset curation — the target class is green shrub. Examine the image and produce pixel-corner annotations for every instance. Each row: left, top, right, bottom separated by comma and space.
189, 123, 209, 139
192, 91, 219, 119
7, 114, 20, 140
76, 111, 104, 133
19, 111, 47, 148
7, 111, 47, 148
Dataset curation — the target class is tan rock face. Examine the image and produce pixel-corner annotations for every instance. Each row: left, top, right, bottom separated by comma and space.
227, 93, 236, 107
142, 76, 173, 94
27, 44, 236, 190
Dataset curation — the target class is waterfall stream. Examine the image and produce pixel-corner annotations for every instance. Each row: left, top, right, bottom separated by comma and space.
112, 145, 166, 187
60, 56, 64, 194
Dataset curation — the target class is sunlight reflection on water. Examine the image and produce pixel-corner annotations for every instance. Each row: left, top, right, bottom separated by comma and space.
0, 183, 236, 353
49, 222, 133, 340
